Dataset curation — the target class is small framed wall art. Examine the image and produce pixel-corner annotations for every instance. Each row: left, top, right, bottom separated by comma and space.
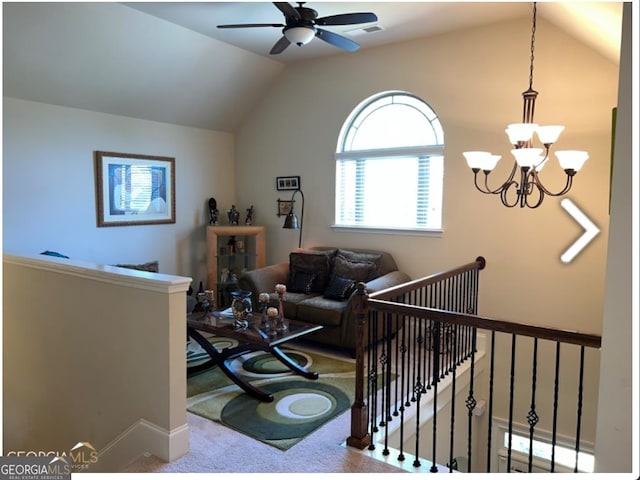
94, 151, 176, 227
277, 199, 294, 217
276, 176, 300, 191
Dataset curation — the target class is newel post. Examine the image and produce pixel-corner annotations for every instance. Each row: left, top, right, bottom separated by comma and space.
346, 282, 370, 449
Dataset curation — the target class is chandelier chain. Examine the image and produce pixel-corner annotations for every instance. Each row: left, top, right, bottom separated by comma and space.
528, 2, 537, 91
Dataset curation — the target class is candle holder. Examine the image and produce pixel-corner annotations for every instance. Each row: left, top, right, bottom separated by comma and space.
266, 307, 279, 337
275, 283, 287, 334
258, 292, 270, 328
230, 290, 252, 330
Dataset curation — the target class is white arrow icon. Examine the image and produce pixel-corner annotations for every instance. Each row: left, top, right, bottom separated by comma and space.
560, 198, 600, 264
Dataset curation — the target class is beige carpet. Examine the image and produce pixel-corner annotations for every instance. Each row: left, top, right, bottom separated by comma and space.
123, 340, 407, 474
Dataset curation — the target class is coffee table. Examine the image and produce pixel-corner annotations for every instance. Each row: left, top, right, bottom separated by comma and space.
187, 311, 323, 402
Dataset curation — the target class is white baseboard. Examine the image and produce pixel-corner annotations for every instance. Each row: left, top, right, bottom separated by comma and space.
86, 419, 190, 472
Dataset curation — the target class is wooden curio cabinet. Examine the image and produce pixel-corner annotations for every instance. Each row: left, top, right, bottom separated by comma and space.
206, 225, 266, 308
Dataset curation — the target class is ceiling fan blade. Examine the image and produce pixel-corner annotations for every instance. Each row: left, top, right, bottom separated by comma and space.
217, 23, 284, 29
315, 28, 360, 52
269, 35, 291, 55
273, 2, 301, 21
316, 12, 378, 26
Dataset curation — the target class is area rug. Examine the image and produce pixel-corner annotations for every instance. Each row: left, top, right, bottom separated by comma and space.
186, 337, 358, 451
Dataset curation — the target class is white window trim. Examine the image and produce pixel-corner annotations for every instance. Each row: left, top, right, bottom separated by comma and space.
331, 224, 443, 237
335, 144, 444, 160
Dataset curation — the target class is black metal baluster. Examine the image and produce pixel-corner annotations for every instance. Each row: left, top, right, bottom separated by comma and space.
379, 315, 388, 429
439, 281, 447, 379
429, 320, 440, 472
486, 331, 496, 472
392, 306, 401, 418
426, 285, 434, 390
574, 346, 585, 473
465, 327, 477, 472
368, 311, 378, 447
527, 338, 539, 472
397, 314, 408, 462
413, 379, 423, 468
381, 314, 392, 456
551, 342, 561, 472
413, 292, 425, 468
507, 334, 517, 473
411, 311, 418, 402
448, 323, 458, 472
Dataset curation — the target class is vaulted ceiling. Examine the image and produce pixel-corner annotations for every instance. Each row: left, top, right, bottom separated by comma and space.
3, 2, 622, 133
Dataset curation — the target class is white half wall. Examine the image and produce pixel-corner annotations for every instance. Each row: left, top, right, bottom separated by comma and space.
2, 254, 191, 472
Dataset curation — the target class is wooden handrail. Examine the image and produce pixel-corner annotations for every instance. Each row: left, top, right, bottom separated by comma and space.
367, 300, 601, 349
370, 256, 486, 300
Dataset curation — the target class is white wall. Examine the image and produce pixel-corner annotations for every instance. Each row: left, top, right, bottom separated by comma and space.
236, 16, 617, 338
594, 3, 634, 473
2, 98, 235, 285
235, 17, 619, 445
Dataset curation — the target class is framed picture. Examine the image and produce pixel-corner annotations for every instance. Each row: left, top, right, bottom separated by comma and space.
277, 199, 294, 217
276, 176, 300, 191
94, 151, 176, 227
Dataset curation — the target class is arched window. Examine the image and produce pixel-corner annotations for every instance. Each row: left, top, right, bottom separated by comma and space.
335, 91, 444, 232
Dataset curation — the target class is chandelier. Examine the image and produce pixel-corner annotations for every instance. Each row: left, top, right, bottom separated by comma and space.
463, 2, 589, 209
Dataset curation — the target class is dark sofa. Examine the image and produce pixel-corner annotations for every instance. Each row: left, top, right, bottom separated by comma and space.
238, 246, 410, 353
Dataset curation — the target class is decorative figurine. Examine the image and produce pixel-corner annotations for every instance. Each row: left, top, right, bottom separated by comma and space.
228, 205, 240, 225
208, 197, 219, 225
227, 235, 236, 254
245, 205, 254, 225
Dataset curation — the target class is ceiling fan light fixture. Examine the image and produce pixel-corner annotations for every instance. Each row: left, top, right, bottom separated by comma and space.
284, 26, 316, 46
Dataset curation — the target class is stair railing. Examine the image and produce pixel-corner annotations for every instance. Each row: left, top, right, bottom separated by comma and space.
347, 256, 602, 473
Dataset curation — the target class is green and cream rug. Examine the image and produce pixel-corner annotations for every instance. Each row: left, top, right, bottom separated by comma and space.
186, 337, 357, 450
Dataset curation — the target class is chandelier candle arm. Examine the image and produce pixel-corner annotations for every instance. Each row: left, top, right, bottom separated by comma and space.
463, 2, 588, 209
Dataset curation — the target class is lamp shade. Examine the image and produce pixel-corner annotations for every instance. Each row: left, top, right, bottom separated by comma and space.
506, 123, 538, 144
555, 150, 589, 171
463, 151, 501, 171
536, 125, 565, 144
284, 26, 315, 46
283, 211, 300, 230
511, 148, 544, 168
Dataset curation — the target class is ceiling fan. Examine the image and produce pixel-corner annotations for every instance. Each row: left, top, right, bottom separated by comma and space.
217, 2, 378, 55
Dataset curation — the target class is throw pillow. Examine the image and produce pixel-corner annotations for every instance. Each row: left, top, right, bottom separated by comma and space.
289, 271, 317, 294
333, 253, 376, 283
323, 275, 356, 300
115, 260, 159, 272
289, 251, 331, 292
336, 249, 382, 280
